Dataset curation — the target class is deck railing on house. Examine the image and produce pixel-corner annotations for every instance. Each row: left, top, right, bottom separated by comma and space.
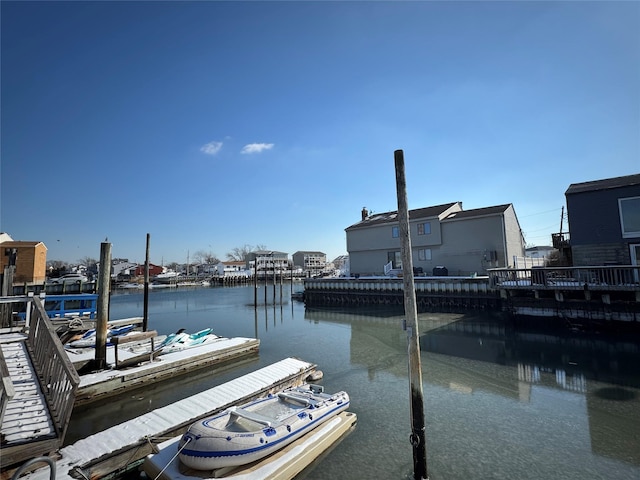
489, 265, 640, 291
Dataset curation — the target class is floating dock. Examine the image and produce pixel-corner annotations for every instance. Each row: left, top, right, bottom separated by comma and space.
16, 357, 318, 480
72, 336, 261, 406
143, 411, 357, 480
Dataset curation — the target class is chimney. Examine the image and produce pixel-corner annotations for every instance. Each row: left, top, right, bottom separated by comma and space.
361, 207, 369, 221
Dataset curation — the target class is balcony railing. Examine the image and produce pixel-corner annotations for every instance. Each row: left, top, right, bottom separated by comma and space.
551, 232, 570, 249
489, 265, 640, 291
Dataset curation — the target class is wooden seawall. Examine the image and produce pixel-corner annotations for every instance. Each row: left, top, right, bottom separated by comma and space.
304, 265, 640, 323
303, 276, 500, 311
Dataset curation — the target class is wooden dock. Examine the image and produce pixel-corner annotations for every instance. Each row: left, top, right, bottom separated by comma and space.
0, 297, 79, 470
73, 336, 261, 406
14, 358, 319, 480
0, 294, 263, 474
143, 411, 357, 480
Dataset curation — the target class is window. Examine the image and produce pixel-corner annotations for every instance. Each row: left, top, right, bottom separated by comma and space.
619, 197, 640, 238
392, 226, 399, 238
387, 251, 402, 269
418, 249, 432, 261
417, 222, 431, 235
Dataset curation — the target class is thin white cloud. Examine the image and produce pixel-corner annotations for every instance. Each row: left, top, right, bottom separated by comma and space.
200, 141, 223, 155
240, 143, 274, 154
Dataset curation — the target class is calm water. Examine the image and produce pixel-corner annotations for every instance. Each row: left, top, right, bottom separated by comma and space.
66, 284, 640, 480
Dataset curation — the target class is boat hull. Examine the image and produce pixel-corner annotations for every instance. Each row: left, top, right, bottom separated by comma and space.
178, 385, 350, 470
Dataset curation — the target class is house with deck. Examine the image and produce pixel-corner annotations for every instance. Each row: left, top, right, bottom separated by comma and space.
245, 250, 291, 277
345, 202, 525, 277
564, 173, 640, 268
292, 251, 327, 276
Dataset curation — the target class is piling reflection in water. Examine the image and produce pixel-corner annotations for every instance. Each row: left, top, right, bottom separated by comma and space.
305, 306, 640, 473
68, 287, 640, 480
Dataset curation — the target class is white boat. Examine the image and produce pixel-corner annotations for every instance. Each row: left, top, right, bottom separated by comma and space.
67, 324, 135, 348
157, 327, 220, 353
178, 384, 350, 470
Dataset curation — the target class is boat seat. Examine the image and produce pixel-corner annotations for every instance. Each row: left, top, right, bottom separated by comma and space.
277, 392, 313, 406
228, 406, 274, 427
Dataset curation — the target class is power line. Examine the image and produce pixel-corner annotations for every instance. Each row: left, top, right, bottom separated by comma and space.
519, 208, 563, 218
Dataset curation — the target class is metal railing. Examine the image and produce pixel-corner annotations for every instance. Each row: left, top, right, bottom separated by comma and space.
489, 265, 640, 291
25, 296, 80, 440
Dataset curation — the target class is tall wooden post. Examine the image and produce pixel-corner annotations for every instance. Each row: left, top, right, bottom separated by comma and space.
95, 241, 112, 370
272, 258, 276, 304
253, 260, 258, 307
394, 149, 428, 480
143, 233, 150, 331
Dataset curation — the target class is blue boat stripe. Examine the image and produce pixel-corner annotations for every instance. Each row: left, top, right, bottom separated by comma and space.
181, 401, 349, 459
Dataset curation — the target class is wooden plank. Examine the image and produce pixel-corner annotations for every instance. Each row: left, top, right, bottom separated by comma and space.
111, 330, 157, 345
114, 347, 163, 370
19, 358, 317, 480
74, 338, 260, 406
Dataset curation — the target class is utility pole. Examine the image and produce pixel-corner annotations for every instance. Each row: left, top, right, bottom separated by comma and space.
394, 149, 428, 480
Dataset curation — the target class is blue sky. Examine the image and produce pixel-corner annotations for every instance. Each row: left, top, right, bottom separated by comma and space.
1, 1, 638, 265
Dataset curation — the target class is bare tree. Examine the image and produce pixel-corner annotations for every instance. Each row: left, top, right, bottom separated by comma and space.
78, 256, 97, 267
226, 244, 267, 261
47, 260, 68, 269
193, 250, 220, 265
166, 262, 179, 272
192, 250, 207, 264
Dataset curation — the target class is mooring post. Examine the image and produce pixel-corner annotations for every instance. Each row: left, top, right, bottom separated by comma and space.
394, 149, 428, 480
143, 233, 150, 331
95, 241, 112, 370
254, 265, 258, 307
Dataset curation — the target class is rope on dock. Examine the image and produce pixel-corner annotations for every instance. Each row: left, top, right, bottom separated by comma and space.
153, 436, 191, 480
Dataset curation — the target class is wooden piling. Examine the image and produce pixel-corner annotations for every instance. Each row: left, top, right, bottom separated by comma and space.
394, 149, 428, 480
143, 233, 150, 331
95, 242, 112, 370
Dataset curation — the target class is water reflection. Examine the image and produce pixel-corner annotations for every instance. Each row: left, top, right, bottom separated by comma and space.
305, 307, 640, 472
70, 288, 640, 480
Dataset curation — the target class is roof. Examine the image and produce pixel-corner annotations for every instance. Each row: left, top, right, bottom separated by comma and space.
565, 173, 640, 195
251, 250, 288, 256
345, 202, 460, 230
293, 251, 326, 256
441, 204, 512, 221
0, 240, 47, 250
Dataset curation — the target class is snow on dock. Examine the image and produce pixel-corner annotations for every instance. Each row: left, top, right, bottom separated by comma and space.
73, 336, 261, 406
21, 357, 318, 480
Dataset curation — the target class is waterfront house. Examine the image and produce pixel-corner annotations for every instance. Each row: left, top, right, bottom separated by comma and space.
212, 261, 251, 277
0, 235, 47, 284
565, 173, 640, 267
245, 250, 290, 276
111, 260, 138, 280
292, 251, 327, 276
131, 263, 164, 277
345, 202, 525, 277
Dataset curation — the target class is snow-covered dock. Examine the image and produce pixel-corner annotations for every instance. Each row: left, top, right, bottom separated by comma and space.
143, 411, 357, 480
73, 336, 261, 406
18, 357, 318, 480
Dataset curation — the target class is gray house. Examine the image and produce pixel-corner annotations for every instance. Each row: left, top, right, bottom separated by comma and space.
292, 251, 327, 276
345, 202, 525, 277
245, 250, 290, 275
565, 173, 640, 267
